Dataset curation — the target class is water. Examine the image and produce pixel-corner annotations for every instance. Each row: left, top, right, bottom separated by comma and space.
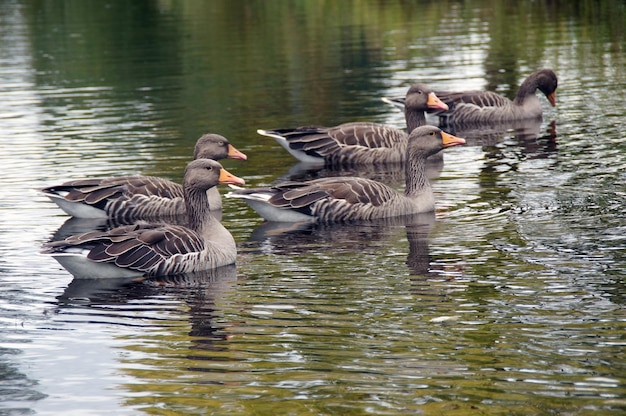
1, 0, 625, 414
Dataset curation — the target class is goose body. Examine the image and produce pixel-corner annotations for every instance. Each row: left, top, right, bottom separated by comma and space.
43, 159, 246, 279
259, 84, 448, 166
227, 126, 465, 223
41, 134, 247, 220
383, 69, 558, 125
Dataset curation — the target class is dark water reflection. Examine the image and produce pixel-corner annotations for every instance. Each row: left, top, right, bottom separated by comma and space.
245, 212, 436, 276
1, 0, 626, 414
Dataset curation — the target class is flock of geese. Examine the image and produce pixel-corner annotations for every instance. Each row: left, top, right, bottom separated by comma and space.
41, 69, 558, 279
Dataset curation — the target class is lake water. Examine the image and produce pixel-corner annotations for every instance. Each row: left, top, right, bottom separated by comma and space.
1, 1, 625, 414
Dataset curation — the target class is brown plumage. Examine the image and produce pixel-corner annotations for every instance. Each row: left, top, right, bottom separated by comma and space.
43, 159, 245, 278
383, 69, 558, 125
434, 69, 558, 124
40, 133, 247, 220
258, 84, 448, 165
227, 126, 465, 223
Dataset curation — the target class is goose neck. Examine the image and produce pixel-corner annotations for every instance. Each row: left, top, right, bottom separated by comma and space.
514, 75, 540, 105
185, 187, 213, 231
404, 151, 430, 196
405, 109, 427, 132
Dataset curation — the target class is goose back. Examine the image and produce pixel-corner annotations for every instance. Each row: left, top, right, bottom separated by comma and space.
41, 133, 246, 219
228, 126, 465, 223
382, 69, 558, 125
43, 159, 245, 278
434, 69, 558, 124
260, 84, 448, 166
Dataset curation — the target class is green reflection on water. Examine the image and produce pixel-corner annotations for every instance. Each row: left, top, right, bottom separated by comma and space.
7, 0, 626, 414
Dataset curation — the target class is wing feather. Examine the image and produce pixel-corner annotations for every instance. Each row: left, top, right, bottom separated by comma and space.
434, 90, 511, 111
271, 177, 397, 210
42, 176, 183, 205
47, 222, 207, 275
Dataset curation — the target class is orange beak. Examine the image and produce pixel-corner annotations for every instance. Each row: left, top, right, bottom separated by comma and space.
441, 131, 466, 148
427, 92, 449, 111
227, 144, 248, 161
547, 91, 556, 107
218, 168, 246, 186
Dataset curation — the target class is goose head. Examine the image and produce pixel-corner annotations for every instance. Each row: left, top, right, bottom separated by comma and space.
405, 83, 449, 113
534, 69, 558, 107
406, 125, 466, 159
183, 159, 245, 193
194, 133, 248, 161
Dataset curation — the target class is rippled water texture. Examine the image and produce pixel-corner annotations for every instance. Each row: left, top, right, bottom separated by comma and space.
1, 1, 625, 415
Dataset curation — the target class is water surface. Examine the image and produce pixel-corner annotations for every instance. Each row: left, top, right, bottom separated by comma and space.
1, 1, 625, 415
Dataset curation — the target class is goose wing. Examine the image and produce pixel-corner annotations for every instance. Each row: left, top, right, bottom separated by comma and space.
264, 122, 406, 155
269, 177, 399, 221
42, 176, 183, 205
112, 176, 183, 199
434, 90, 511, 111
325, 122, 407, 149
44, 223, 205, 275
41, 176, 187, 220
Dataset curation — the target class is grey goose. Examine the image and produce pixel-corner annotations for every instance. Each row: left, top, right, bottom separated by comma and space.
226, 126, 465, 223
43, 159, 245, 279
41, 133, 247, 220
383, 69, 558, 125
258, 83, 448, 166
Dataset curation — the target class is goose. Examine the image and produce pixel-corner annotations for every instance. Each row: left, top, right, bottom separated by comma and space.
382, 69, 558, 125
257, 83, 448, 166
226, 126, 465, 223
40, 133, 247, 220
42, 159, 245, 279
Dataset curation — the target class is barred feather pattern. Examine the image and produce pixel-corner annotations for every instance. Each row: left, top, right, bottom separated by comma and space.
104, 193, 187, 223
260, 84, 447, 166
433, 69, 557, 124
45, 220, 235, 276
40, 133, 247, 219
300, 179, 428, 222
277, 122, 409, 165
435, 90, 543, 125
43, 160, 238, 277
232, 170, 433, 223
384, 69, 558, 126
228, 126, 459, 223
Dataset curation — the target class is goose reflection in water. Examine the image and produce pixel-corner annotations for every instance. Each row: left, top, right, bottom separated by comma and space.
56, 264, 237, 304
442, 118, 557, 150
56, 265, 239, 353
245, 212, 438, 278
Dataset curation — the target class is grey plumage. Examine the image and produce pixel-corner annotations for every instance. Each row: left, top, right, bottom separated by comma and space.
43, 159, 245, 278
383, 69, 558, 126
259, 84, 449, 166
435, 69, 558, 124
227, 126, 466, 223
40, 133, 247, 219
